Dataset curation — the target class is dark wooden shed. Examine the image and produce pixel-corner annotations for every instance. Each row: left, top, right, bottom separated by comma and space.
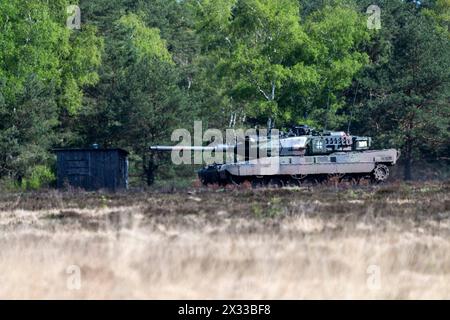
54, 148, 128, 191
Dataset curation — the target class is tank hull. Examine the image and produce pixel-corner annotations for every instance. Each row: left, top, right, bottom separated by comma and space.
198, 149, 399, 185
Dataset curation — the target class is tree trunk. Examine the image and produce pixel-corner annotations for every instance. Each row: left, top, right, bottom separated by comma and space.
143, 153, 157, 186
403, 140, 413, 181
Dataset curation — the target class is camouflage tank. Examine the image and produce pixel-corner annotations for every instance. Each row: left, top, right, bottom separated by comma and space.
150, 125, 400, 187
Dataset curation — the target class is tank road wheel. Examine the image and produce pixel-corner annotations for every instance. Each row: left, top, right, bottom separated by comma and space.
348, 174, 364, 186
292, 174, 307, 181
372, 164, 390, 183
310, 175, 327, 185
286, 179, 300, 187
268, 178, 285, 189
229, 174, 241, 186
291, 174, 307, 182
252, 177, 266, 189
285, 174, 306, 187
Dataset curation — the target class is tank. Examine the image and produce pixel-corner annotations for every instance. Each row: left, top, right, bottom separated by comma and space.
150, 125, 400, 187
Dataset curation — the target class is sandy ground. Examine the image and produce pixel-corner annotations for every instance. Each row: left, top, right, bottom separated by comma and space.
0, 181, 449, 299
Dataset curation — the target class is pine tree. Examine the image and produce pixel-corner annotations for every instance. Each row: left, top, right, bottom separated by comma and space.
353, 1, 450, 179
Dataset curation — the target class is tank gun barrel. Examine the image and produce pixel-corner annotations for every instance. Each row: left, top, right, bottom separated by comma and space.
150, 145, 235, 152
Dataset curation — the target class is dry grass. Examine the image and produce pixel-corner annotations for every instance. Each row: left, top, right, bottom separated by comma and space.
0, 181, 449, 299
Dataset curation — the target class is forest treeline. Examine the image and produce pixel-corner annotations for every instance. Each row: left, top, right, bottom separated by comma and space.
0, 0, 449, 188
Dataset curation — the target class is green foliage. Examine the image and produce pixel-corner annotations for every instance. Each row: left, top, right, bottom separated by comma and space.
0, 177, 20, 192
0, 0, 102, 113
21, 165, 56, 191
252, 197, 283, 219
0, 0, 449, 188
0, 0, 102, 183
0, 76, 58, 179
194, 0, 369, 126
352, 0, 450, 179
423, 0, 450, 35
115, 13, 172, 64
75, 3, 197, 186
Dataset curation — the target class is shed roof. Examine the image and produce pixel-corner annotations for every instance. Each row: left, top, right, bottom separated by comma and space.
53, 148, 129, 155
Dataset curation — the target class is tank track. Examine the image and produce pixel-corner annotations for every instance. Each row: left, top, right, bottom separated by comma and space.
198, 163, 390, 187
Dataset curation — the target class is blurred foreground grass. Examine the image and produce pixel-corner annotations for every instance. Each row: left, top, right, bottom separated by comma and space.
0, 180, 449, 299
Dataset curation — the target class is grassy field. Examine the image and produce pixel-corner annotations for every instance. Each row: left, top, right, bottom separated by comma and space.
0, 181, 449, 299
